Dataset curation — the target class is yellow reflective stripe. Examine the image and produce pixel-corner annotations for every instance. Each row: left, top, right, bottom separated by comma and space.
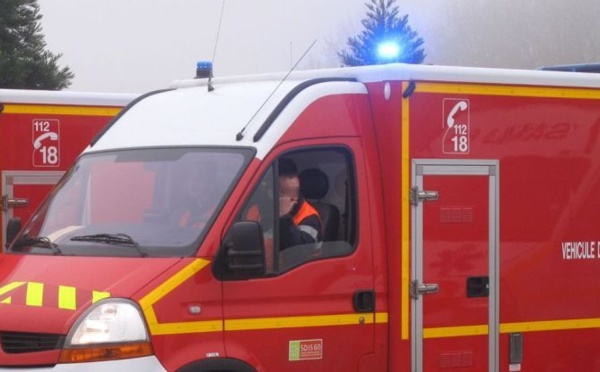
26, 282, 44, 307
226, 313, 374, 332
0, 281, 109, 310
150, 312, 389, 336
0, 281, 25, 297
150, 320, 223, 335
401, 82, 411, 340
139, 259, 210, 328
375, 311, 389, 324
0, 282, 24, 305
423, 318, 600, 339
500, 318, 600, 333
58, 286, 76, 310
424, 324, 488, 339
2, 104, 122, 116
92, 291, 110, 303
415, 82, 600, 100
139, 258, 388, 336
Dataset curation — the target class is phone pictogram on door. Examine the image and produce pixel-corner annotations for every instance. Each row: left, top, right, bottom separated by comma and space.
32, 119, 60, 167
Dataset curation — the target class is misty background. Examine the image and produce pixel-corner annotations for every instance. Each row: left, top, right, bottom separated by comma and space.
37, 0, 600, 93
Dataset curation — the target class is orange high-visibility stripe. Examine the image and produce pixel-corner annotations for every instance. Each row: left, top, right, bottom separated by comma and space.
292, 200, 320, 226
246, 204, 261, 222
179, 208, 214, 229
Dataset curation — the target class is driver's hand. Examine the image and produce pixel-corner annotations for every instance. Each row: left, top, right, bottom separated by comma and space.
279, 196, 297, 217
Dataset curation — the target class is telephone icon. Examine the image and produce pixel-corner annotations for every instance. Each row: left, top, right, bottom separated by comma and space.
33, 132, 58, 149
446, 101, 468, 128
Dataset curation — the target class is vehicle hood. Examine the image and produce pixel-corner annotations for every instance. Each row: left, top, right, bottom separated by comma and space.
0, 254, 181, 335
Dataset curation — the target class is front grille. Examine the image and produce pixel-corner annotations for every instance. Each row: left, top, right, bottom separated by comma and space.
1, 332, 64, 354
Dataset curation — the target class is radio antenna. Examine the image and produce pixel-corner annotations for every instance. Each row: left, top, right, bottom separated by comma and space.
197, 0, 226, 91
212, 0, 226, 64
236, 39, 317, 141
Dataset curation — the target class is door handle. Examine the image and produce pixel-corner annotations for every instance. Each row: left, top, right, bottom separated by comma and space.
353, 290, 375, 313
466, 276, 489, 297
410, 280, 439, 299
2, 195, 29, 212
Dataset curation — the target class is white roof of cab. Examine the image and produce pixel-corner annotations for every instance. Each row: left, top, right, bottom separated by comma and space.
173, 62, 600, 90
89, 77, 367, 158
89, 63, 600, 157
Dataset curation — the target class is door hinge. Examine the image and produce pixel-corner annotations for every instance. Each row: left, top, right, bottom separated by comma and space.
2, 195, 29, 212
410, 186, 439, 206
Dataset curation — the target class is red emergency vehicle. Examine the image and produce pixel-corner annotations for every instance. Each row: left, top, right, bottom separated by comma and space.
0, 89, 136, 247
1, 63, 600, 371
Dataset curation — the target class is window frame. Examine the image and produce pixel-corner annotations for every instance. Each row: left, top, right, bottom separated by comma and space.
216, 144, 359, 280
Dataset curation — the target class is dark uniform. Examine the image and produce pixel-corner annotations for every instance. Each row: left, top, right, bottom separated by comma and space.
279, 196, 322, 250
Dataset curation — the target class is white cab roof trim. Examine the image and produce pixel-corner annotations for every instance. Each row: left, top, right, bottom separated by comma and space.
90, 62, 600, 158
90, 80, 303, 154
254, 81, 366, 159
173, 63, 600, 90
0, 89, 137, 106
89, 80, 366, 159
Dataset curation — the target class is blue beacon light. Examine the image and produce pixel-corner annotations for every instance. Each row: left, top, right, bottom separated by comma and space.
195, 61, 214, 91
195, 61, 213, 79
377, 42, 401, 60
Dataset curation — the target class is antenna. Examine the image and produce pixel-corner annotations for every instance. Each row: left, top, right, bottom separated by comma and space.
235, 39, 317, 141
212, 0, 226, 64
201, 0, 226, 92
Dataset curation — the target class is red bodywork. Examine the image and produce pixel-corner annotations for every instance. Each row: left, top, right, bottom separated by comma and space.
2, 75, 600, 371
0, 99, 129, 246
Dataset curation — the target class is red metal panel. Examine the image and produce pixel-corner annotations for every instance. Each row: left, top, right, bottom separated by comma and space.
364, 81, 411, 370
0, 113, 109, 171
221, 139, 375, 371
408, 86, 600, 370
10, 184, 54, 225
274, 94, 368, 144
221, 92, 379, 370
422, 175, 489, 371
139, 259, 225, 371
0, 110, 117, 246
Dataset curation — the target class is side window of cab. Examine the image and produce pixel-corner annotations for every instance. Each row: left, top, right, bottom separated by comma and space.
216, 146, 357, 279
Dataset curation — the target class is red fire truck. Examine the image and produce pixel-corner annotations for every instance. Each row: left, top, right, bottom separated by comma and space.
1, 63, 599, 371
0, 89, 136, 247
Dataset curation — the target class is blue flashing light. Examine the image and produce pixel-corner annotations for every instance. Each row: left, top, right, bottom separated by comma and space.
195, 60, 213, 79
377, 42, 401, 60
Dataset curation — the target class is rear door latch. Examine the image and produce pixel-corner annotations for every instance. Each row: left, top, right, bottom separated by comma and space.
410, 280, 439, 299
410, 187, 439, 206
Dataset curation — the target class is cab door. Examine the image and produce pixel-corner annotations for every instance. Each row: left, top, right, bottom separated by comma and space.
219, 142, 376, 371
411, 160, 499, 372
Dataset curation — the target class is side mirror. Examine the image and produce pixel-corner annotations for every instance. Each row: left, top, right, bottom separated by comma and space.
5, 217, 22, 248
225, 221, 266, 276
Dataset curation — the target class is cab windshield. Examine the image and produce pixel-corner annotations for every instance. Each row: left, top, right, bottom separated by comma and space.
10, 148, 251, 257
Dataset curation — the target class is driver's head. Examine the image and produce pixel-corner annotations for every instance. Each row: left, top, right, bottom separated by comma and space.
278, 158, 300, 200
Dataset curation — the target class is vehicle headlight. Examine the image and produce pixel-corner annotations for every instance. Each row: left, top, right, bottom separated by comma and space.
59, 299, 153, 363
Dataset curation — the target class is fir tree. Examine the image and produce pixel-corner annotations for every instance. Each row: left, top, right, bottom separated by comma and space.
0, 0, 73, 89
339, 0, 426, 66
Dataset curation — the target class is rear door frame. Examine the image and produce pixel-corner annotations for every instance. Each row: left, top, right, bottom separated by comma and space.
410, 159, 499, 372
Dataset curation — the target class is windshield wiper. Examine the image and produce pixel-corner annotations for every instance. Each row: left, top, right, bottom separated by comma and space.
70, 233, 147, 257
13, 236, 62, 255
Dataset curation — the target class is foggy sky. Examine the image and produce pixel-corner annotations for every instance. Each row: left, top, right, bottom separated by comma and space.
37, 0, 600, 93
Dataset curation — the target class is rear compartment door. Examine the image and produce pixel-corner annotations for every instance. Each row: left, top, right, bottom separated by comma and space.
411, 160, 498, 372
2, 171, 63, 247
